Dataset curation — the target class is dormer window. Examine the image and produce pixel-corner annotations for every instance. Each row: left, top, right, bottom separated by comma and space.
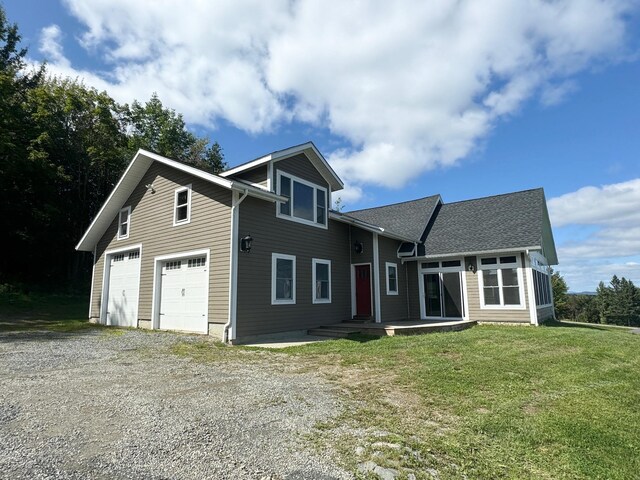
277, 172, 327, 228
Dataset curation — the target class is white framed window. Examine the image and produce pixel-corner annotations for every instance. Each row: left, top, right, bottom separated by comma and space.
117, 206, 131, 240
272, 253, 296, 305
173, 185, 192, 226
277, 171, 328, 228
386, 262, 398, 295
478, 255, 525, 309
312, 259, 331, 304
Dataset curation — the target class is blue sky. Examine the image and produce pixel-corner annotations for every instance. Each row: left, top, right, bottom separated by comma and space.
5, 0, 640, 292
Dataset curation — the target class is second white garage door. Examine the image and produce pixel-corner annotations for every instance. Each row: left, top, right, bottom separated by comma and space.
159, 255, 208, 333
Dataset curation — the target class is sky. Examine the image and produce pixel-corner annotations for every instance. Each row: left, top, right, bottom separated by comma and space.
5, 0, 640, 292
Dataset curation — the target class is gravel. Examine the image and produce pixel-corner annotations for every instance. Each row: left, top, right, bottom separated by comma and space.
0, 328, 351, 479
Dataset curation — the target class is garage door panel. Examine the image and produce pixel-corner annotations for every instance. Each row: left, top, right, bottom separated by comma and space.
159, 256, 208, 333
107, 251, 140, 328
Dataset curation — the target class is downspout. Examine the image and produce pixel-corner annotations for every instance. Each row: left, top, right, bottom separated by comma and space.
224, 189, 249, 343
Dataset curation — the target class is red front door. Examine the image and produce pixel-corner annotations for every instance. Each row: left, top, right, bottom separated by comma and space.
355, 264, 372, 317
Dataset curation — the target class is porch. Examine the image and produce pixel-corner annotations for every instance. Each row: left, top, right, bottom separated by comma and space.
308, 319, 476, 338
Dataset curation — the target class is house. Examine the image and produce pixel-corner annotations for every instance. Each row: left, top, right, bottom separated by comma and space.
76, 142, 558, 343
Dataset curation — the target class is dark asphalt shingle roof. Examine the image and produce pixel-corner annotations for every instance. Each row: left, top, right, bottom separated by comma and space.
422, 188, 546, 255
346, 195, 441, 241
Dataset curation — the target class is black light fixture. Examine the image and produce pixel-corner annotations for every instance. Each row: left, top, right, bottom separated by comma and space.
354, 241, 363, 254
240, 235, 253, 253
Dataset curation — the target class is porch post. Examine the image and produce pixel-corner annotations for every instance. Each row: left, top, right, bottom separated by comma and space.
372, 233, 382, 323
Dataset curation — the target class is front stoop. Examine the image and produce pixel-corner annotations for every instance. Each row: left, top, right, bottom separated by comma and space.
307, 319, 476, 338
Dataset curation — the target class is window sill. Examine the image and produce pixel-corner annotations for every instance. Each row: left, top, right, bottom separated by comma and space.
276, 212, 328, 230
480, 304, 526, 310
386, 291, 399, 296
173, 220, 191, 227
272, 299, 295, 305
312, 299, 331, 304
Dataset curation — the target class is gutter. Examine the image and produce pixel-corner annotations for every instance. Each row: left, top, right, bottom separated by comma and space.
224, 189, 249, 343
402, 246, 543, 263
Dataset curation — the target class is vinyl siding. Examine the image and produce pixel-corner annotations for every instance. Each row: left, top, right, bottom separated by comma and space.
465, 253, 531, 323
378, 235, 408, 321
275, 153, 328, 188
234, 165, 268, 187
406, 261, 421, 320
236, 197, 351, 338
91, 162, 232, 328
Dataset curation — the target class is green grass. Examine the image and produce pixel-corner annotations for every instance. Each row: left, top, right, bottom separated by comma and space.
0, 291, 92, 332
280, 324, 640, 479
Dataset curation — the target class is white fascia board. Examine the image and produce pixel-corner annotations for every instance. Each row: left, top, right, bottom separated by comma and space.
220, 142, 344, 191
75, 152, 152, 251
140, 149, 233, 189
405, 246, 542, 261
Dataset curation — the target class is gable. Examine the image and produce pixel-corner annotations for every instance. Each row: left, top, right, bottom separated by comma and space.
220, 142, 343, 191
76, 149, 284, 252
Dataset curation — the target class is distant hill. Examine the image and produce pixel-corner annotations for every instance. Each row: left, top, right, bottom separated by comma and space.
569, 291, 597, 296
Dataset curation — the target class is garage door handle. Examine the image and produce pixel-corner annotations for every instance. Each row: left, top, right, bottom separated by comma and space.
182, 288, 185, 297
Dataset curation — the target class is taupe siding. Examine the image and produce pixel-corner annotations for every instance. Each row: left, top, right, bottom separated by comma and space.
377, 235, 408, 321
236, 197, 351, 338
91, 162, 232, 327
275, 154, 329, 190
406, 261, 421, 320
465, 256, 531, 323
234, 165, 268, 187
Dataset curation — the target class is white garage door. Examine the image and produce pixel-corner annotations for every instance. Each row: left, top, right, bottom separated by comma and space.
159, 256, 208, 333
107, 250, 140, 327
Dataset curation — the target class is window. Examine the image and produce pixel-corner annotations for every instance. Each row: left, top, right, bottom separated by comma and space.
277, 172, 327, 228
188, 257, 206, 268
118, 206, 131, 239
533, 268, 552, 306
312, 259, 331, 304
128, 251, 139, 260
479, 255, 524, 308
165, 260, 182, 270
272, 253, 296, 304
386, 262, 398, 295
173, 185, 192, 226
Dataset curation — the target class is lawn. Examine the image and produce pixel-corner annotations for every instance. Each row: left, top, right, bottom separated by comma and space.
0, 290, 89, 332
282, 324, 640, 479
2, 292, 638, 479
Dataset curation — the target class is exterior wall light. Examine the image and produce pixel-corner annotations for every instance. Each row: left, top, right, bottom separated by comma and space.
240, 235, 253, 253
354, 241, 363, 254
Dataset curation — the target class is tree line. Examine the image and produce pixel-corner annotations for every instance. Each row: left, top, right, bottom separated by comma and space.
552, 273, 640, 327
0, 6, 226, 291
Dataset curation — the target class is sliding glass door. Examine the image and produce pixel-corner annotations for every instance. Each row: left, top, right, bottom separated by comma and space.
421, 261, 465, 319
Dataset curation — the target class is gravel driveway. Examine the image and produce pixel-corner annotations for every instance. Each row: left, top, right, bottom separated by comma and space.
0, 328, 350, 479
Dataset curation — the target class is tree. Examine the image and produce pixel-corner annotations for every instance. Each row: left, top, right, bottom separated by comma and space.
124, 93, 226, 173
551, 270, 569, 319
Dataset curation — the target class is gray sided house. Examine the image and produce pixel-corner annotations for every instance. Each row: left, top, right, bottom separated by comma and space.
76, 143, 558, 343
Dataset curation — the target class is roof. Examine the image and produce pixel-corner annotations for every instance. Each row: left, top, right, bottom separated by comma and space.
346, 195, 442, 242
219, 141, 344, 191
75, 149, 286, 252
329, 210, 416, 243
422, 188, 558, 263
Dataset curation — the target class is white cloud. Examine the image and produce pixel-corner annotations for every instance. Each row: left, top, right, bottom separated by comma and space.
39, 25, 70, 68
548, 178, 640, 291
34, 0, 636, 198
548, 178, 640, 227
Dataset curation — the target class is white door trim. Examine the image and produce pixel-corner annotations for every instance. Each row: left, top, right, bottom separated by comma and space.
101, 243, 143, 326
151, 248, 210, 332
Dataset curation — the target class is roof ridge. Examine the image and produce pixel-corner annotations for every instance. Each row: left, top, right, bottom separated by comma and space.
347, 194, 441, 213
442, 187, 543, 207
